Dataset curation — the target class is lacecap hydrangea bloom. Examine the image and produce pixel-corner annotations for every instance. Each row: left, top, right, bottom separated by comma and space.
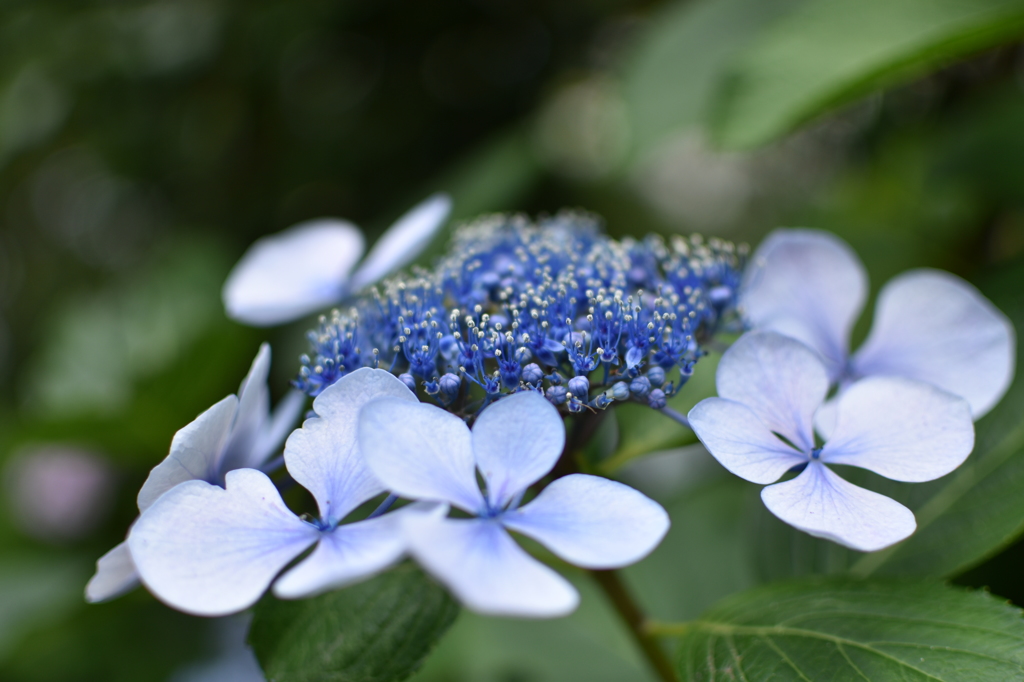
296, 211, 746, 416
85, 344, 304, 603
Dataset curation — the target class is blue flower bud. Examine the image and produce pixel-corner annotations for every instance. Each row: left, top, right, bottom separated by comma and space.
630, 375, 651, 398
646, 366, 666, 388
398, 373, 417, 393
611, 381, 630, 401
593, 392, 614, 409
522, 363, 544, 385
567, 395, 585, 413
548, 372, 564, 386
546, 385, 568, 405
647, 388, 667, 410
568, 375, 590, 400
439, 373, 462, 403
424, 379, 440, 396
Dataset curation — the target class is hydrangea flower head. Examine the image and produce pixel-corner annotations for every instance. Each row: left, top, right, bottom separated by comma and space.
358, 390, 670, 617
688, 331, 975, 552
85, 343, 304, 603
126, 368, 436, 616
298, 212, 745, 417
223, 194, 452, 326
741, 229, 1015, 420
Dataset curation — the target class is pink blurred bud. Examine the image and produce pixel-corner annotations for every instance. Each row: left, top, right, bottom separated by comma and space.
4, 446, 115, 543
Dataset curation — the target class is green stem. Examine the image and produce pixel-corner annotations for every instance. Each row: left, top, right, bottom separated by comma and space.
589, 569, 679, 682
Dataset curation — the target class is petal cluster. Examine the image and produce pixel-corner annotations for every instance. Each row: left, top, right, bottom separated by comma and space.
689, 332, 975, 551
359, 391, 670, 617
741, 229, 1015, 420
125, 368, 433, 616
297, 212, 746, 420
85, 343, 304, 603
223, 194, 452, 326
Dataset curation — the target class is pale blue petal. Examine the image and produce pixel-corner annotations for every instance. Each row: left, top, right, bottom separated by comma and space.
813, 397, 839, 441
851, 268, 1016, 419
741, 229, 867, 379
688, 397, 808, 484
472, 391, 565, 509
128, 469, 318, 617
252, 388, 306, 465
714, 331, 829, 452
85, 541, 139, 603
285, 368, 417, 521
502, 474, 669, 568
821, 376, 974, 482
136, 395, 237, 512
360, 398, 485, 513
348, 193, 451, 292
404, 515, 578, 618
761, 462, 916, 552
274, 501, 446, 599
220, 343, 271, 472
222, 219, 365, 326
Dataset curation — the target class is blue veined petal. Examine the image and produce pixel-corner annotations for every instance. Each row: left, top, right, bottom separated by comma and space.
688, 397, 808, 484
820, 376, 974, 483
851, 268, 1016, 420
136, 394, 237, 511
128, 469, 319, 617
222, 219, 365, 327
714, 331, 829, 453
360, 398, 485, 514
472, 392, 564, 510
625, 346, 644, 369
403, 515, 578, 618
502, 474, 668, 569
347, 193, 452, 293
85, 541, 139, 603
284, 368, 417, 522
761, 461, 916, 552
741, 228, 867, 380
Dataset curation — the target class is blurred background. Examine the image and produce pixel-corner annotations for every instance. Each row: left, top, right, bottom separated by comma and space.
2, 0, 1024, 680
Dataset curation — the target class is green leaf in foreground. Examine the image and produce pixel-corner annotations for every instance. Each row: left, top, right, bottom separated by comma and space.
249, 564, 459, 682
673, 578, 1024, 681
711, 0, 1024, 149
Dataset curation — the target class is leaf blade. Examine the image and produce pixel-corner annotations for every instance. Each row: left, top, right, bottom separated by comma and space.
712, 0, 1024, 149
674, 578, 1024, 681
249, 564, 459, 682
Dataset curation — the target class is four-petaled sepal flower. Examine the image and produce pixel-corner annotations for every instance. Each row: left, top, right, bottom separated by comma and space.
688, 331, 975, 552
126, 368, 438, 616
85, 343, 305, 604
359, 391, 670, 617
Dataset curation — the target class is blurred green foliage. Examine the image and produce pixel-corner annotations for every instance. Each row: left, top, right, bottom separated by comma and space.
2, 0, 1024, 680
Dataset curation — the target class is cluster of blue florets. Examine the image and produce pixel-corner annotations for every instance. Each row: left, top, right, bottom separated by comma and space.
295, 211, 746, 415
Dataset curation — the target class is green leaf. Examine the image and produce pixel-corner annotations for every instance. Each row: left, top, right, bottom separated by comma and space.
249, 564, 459, 682
712, 0, 1024, 149
749, 259, 1024, 581
673, 578, 1024, 681
623, 0, 800, 158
